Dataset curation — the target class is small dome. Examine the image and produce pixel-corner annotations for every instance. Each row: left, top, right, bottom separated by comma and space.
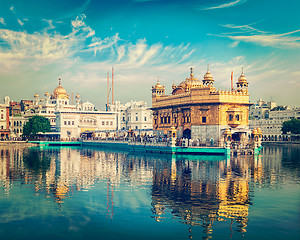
238, 73, 247, 83
252, 128, 258, 135
203, 70, 213, 81
75, 94, 80, 98
257, 127, 262, 134
40, 98, 44, 102
45, 92, 49, 96
34, 93, 39, 98
172, 83, 176, 90
53, 78, 68, 99
155, 80, 164, 89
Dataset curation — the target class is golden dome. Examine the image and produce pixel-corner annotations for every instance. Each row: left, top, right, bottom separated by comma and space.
252, 128, 258, 135
238, 73, 247, 83
204, 70, 213, 81
75, 94, 80, 98
257, 127, 262, 134
154, 80, 164, 89
52, 78, 69, 99
44, 92, 49, 96
40, 98, 44, 102
34, 93, 39, 98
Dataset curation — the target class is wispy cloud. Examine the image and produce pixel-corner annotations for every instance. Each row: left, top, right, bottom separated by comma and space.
17, 19, 24, 26
203, 0, 247, 10
9, 6, 16, 14
0, 17, 5, 25
212, 24, 300, 48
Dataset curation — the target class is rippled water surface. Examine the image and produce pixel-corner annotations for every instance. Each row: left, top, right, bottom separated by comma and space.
0, 145, 299, 240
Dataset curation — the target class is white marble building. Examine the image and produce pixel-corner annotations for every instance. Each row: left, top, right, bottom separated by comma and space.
23, 77, 117, 139
249, 107, 300, 140
109, 100, 153, 130
55, 110, 117, 140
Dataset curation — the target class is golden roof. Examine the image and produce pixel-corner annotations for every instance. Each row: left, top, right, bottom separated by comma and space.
52, 78, 69, 99
238, 73, 247, 83
154, 80, 164, 89
203, 70, 213, 81
178, 67, 202, 89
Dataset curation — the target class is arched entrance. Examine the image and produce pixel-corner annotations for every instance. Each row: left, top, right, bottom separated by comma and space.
183, 128, 191, 139
232, 132, 240, 141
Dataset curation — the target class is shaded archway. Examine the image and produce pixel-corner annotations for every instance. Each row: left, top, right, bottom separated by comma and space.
232, 133, 240, 141
183, 128, 191, 139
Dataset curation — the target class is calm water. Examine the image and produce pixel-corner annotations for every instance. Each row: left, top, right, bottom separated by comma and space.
0, 145, 299, 240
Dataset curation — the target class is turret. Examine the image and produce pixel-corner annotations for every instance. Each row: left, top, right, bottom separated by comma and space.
202, 65, 214, 86
236, 68, 249, 92
152, 78, 165, 97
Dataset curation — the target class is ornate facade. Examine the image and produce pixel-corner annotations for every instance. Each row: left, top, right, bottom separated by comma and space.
151, 67, 252, 145
24, 78, 117, 139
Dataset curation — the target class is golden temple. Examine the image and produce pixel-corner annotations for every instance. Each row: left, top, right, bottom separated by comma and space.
151, 67, 252, 145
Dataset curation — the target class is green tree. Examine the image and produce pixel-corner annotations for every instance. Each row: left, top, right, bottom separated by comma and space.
23, 115, 51, 137
282, 118, 300, 134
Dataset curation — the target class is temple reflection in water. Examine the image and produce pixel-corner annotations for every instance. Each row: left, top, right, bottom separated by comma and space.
0, 145, 296, 238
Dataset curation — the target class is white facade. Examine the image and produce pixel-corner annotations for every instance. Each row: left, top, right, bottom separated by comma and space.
0, 104, 8, 131
10, 116, 25, 138
249, 99, 277, 120
0, 97, 10, 139
249, 107, 300, 140
109, 101, 153, 130
55, 110, 117, 140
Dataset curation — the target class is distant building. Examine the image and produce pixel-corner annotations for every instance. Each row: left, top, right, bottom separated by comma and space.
10, 115, 25, 138
109, 100, 153, 131
151, 67, 252, 145
55, 110, 117, 140
24, 77, 118, 140
249, 100, 300, 140
249, 99, 276, 120
20, 100, 34, 112
9, 101, 21, 116
0, 97, 10, 139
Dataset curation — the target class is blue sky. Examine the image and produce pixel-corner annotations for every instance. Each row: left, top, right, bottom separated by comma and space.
0, 0, 299, 109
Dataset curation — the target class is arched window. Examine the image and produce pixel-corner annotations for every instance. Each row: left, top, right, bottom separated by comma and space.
235, 115, 240, 121
229, 114, 233, 121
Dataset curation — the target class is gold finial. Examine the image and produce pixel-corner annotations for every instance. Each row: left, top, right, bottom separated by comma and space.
190, 67, 193, 78
157, 76, 160, 83
59, 77, 61, 86
207, 64, 210, 72
241, 67, 244, 74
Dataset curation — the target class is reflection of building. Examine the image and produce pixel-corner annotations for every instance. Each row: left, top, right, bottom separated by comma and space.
150, 155, 262, 237
109, 100, 153, 130
151, 67, 252, 144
